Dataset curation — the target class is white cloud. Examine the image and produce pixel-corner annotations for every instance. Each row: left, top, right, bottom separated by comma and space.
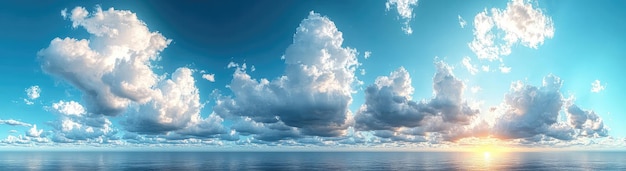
458, 15, 467, 28
202, 73, 216, 82
591, 80, 605, 93
51, 100, 86, 116
26, 124, 44, 138
37, 6, 231, 141
462, 56, 478, 75
24, 85, 41, 105
214, 11, 358, 138
25, 85, 41, 100
124, 67, 211, 134
386, 0, 419, 34
492, 75, 608, 142
469, 0, 554, 61
499, 65, 511, 73
364, 51, 372, 59
0, 119, 32, 127
39, 6, 171, 116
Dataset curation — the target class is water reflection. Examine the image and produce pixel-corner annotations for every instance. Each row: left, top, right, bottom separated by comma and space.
0, 151, 624, 170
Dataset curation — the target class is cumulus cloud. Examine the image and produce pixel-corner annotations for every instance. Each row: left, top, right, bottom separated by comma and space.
355, 61, 480, 141
202, 73, 216, 82
458, 15, 467, 28
24, 85, 41, 105
38, 6, 171, 116
26, 125, 44, 138
38, 6, 227, 138
123, 68, 223, 136
214, 11, 358, 139
51, 100, 86, 116
364, 51, 371, 59
566, 104, 608, 137
591, 80, 605, 93
0, 119, 32, 127
492, 75, 608, 142
386, 0, 418, 34
47, 100, 118, 143
25, 85, 41, 99
469, 0, 554, 61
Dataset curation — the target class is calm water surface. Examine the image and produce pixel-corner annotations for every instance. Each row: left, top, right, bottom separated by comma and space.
0, 151, 624, 170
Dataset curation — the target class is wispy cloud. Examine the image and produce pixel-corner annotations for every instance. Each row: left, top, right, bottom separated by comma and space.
386, 0, 419, 34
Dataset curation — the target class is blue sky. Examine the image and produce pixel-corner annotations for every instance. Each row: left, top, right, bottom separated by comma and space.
0, 0, 624, 150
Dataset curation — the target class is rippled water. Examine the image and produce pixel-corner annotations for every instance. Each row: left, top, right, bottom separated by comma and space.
0, 151, 624, 170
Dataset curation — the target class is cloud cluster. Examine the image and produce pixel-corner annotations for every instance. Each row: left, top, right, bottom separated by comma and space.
48, 100, 118, 143
469, 0, 554, 61
39, 6, 227, 138
386, 0, 419, 34
492, 75, 608, 142
355, 61, 481, 141
215, 11, 358, 139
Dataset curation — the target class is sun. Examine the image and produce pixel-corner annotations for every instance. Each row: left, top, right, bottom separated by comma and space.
483, 151, 491, 158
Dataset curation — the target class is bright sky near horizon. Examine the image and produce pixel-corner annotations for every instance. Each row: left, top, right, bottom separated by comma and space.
0, 0, 624, 150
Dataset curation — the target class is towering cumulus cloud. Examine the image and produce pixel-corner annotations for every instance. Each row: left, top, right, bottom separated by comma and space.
215, 11, 358, 138
38, 6, 225, 137
355, 61, 481, 141
39, 6, 169, 116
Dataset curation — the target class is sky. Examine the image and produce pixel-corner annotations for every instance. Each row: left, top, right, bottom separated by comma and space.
0, 0, 625, 151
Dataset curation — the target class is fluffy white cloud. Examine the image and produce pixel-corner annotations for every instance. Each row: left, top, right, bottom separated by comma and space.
51, 100, 86, 116
25, 85, 41, 99
38, 6, 227, 138
202, 73, 216, 82
355, 61, 480, 141
26, 124, 44, 138
458, 15, 467, 28
469, 0, 554, 61
24, 85, 41, 105
386, 0, 418, 34
215, 11, 358, 138
38, 6, 170, 116
124, 68, 210, 134
0, 119, 32, 127
364, 51, 372, 59
591, 80, 605, 93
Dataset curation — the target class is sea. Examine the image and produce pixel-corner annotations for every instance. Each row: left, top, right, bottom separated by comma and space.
0, 151, 624, 170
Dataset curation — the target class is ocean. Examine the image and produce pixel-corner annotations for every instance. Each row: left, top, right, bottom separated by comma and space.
0, 151, 624, 170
